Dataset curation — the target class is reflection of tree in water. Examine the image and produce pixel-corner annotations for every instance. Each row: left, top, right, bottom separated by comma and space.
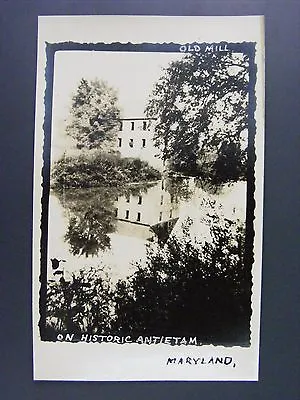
66, 209, 114, 257
55, 183, 154, 257
164, 176, 193, 202
60, 187, 117, 257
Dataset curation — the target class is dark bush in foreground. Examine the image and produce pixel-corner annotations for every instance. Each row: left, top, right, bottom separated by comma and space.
46, 267, 114, 336
113, 218, 251, 345
51, 151, 161, 189
45, 215, 251, 346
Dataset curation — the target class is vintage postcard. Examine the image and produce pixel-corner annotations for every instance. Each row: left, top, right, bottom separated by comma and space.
33, 16, 265, 381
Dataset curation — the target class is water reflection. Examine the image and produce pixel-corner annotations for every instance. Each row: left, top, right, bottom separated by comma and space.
48, 178, 246, 283
55, 186, 117, 257
54, 178, 193, 258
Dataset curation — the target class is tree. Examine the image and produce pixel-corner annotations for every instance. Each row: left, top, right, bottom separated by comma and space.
145, 52, 249, 181
66, 78, 121, 149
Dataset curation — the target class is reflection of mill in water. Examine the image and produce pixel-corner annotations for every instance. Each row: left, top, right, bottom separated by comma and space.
114, 179, 179, 243
47, 177, 192, 282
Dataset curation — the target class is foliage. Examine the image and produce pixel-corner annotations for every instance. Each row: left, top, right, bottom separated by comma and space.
113, 216, 251, 345
51, 151, 161, 189
46, 267, 114, 337
45, 205, 251, 345
66, 78, 121, 149
146, 52, 249, 183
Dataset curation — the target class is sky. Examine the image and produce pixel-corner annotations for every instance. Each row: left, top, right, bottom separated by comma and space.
52, 50, 184, 120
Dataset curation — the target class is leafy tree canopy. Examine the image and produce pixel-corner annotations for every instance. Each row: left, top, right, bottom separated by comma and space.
146, 52, 249, 182
66, 78, 121, 149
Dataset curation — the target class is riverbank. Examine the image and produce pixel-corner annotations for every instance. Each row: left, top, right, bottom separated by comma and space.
51, 151, 161, 189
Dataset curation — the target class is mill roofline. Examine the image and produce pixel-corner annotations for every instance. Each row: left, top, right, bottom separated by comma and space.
119, 117, 157, 121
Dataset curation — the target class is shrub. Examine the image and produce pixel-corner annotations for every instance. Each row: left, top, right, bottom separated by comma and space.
51, 151, 161, 189
46, 267, 114, 337
113, 217, 251, 345
45, 212, 251, 345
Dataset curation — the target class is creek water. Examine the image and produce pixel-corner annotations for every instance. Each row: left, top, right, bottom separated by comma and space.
47, 178, 246, 283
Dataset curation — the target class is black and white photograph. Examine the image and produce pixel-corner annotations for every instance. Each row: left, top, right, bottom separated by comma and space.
33, 16, 265, 381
